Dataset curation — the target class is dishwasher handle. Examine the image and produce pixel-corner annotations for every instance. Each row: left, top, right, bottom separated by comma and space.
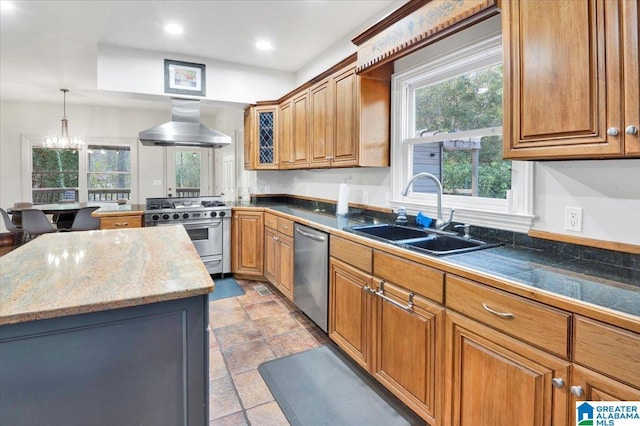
296, 227, 327, 242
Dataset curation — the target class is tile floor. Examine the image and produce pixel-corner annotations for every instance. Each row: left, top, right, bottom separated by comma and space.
208, 279, 330, 425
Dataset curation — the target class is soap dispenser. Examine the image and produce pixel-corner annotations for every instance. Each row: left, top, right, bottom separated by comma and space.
396, 207, 408, 225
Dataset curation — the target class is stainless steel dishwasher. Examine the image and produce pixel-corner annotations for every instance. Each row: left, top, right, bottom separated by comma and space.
294, 223, 329, 332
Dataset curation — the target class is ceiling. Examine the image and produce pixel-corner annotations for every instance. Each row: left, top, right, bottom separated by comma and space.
0, 0, 402, 110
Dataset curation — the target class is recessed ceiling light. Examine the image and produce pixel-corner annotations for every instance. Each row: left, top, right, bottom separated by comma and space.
164, 23, 183, 35
256, 40, 274, 51
0, 1, 16, 12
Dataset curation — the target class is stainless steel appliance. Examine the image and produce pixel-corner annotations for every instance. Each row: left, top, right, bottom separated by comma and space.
293, 223, 329, 332
144, 196, 231, 275
138, 98, 232, 148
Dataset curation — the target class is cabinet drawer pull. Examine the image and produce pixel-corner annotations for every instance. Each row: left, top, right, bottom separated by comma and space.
482, 303, 515, 319
114, 222, 129, 227
375, 281, 414, 311
570, 385, 584, 397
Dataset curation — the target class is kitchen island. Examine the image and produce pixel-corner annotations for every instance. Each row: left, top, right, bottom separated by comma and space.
0, 226, 213, 425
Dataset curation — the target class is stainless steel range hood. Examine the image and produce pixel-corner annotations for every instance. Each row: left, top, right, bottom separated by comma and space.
138, 98, 231, 148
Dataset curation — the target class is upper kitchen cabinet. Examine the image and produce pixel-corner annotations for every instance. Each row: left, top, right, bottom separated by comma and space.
502, 0, 639, 159
329, 62, 392, 168
246, 103, 279, 170
243, 106, 254, 170
246, 55, 392, 170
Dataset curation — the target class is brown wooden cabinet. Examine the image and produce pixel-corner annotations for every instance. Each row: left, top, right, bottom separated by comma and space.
263, 212, 294, 299
444, 311, 571, 426
277, 99, 292, 169
231, 209, 264, 278
444, 274, 572, 425
243, 106, 254, 170
309, 79, 333, 168
371, 279, 444, 425
98, 213, 143, 230
329, 257, 373, 370
329, 236, 445, 424
570, 365, 640, 424
248, 104, 278, 169
246, 56, 391, 170
503, 0, 639, 159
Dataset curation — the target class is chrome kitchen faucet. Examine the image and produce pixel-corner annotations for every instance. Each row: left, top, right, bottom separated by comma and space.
401, 172, 454, 230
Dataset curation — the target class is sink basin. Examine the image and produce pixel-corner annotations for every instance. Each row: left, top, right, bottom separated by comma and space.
346, 224, 501, 256
347, 224, 433, 241
399, 235, 499, 255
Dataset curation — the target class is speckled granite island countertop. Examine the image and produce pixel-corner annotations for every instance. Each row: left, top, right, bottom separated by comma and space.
0, 226, 214, 325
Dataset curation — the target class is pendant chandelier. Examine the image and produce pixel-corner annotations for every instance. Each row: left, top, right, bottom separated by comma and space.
43, 88, 84, 150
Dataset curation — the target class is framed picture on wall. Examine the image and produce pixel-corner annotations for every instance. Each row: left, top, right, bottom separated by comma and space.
164, 59, 206, 96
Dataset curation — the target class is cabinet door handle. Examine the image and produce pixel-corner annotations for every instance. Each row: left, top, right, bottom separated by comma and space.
552, 378, 565, 389
570, 385, 584, 397
481, 303, 515, 319
607, 127, 619, 136
626, 125, 638, 135
114, 222, 129, 227
375, 281, 414, 311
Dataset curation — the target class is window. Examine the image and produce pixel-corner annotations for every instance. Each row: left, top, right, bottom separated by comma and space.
175, 151, 201, 197
87, 145, 131, 201
22, 136, 137, 204
392, 31, 533, 232
31, 148, 79, 204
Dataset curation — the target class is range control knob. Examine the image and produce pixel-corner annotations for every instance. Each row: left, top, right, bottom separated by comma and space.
211, 211, 218, 217
162, 214, 170, 220
173, 213, 180, 220
151, 214, 159, 221
219, 211, 226, 217
182, 213, 189, 219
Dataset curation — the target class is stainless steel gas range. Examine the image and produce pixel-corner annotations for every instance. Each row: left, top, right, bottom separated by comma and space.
144, 196, 231, 275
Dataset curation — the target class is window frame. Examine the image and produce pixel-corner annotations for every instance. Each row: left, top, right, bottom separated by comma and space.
21, 135, 138, 204
390, 34, 534, 233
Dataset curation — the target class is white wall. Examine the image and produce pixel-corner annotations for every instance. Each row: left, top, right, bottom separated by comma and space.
98, 45, 295, 104
533, 160, 640, 245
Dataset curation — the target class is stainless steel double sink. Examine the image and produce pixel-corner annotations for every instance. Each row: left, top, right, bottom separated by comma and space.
346, 223, 501, 256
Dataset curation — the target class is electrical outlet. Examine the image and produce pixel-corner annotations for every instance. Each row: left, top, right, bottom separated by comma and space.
564, 207, 583, 232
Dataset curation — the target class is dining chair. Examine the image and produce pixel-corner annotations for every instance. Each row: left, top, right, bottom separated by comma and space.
10, 202, 32, 227
69, 206, 101, 231
21, 209, 57, 242
1, 208, 24, 248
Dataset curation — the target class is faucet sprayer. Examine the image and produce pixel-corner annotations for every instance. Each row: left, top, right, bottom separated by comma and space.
401, 172, 454, 230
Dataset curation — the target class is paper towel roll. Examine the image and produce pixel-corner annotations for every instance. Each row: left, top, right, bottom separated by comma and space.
336, 183, 349, 216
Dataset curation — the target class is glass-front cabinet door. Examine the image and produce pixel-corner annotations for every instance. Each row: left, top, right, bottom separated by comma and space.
254, 104, 279, 169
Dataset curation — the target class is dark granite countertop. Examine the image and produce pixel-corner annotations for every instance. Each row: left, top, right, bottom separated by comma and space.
237, 200, 640, 319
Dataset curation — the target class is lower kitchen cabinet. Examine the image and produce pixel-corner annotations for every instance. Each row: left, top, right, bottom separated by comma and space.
231, 209, 264, 278
263, 212, 294, 300
371, 279, 444, 425
444, 311, 571, 426
329, 257, 373, 370
98, 213, 143, 230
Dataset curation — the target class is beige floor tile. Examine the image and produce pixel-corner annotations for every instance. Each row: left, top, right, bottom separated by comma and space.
209, 328, 219, 351
209, 411, 248, 426
209, 376, 242, 420
210, 307, 250, 329
267, 329, 319, 358
235, 284, 276, 306
253, 314, 303, 338
232, 369, 274, 409
209, 349, 228, 381
222, 339, 275, 374
290, 311, 317, 329
246, 401, 290, 426
243, 300, 290, 321
214, 320, 263, 349
209, 297, 242, 312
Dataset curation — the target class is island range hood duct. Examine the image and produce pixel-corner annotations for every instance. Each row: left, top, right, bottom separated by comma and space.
138, 98, 231, 148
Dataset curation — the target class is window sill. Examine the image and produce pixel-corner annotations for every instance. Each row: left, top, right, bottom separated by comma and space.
388, 199, 535, 233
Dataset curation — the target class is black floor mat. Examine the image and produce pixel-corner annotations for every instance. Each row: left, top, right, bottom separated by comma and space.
258, 343, 426, 426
